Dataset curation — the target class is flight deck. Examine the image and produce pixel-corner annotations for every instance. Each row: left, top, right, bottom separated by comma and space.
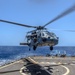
0, 56, 75, 75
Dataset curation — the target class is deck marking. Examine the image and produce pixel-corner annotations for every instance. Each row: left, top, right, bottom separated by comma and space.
0, 60, 21, 70
28, 57, 51, 74
29, 57, 52, 74
20, 64, 35, 75
28, 57, 70, 75
28, 57, 38, 64
61, 65, 70, 75
20, 67, 26, 75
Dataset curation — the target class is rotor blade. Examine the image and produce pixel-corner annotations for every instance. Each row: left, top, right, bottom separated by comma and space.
50, 29, 75, 32
43, 4, 75, 27
64, 30, 75, 32
0, 19, 37, 28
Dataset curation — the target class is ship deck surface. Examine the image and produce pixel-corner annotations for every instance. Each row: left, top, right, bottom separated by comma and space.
0, 56, 75, 75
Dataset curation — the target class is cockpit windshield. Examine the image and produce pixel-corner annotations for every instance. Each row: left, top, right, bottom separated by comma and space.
50, 32, 56, 37
45, 31, 56, 37
45, 31, 50, 35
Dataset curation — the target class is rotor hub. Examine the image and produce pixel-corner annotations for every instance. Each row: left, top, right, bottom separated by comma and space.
36, 26, 46, 30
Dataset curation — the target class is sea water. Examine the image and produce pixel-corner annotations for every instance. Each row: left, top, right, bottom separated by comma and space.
0, 46, 75, 66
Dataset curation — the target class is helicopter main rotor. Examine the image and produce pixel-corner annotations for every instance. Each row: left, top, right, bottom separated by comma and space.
0, 19, 37, 28
43, 4, 75, 27
0, 4, 75, 31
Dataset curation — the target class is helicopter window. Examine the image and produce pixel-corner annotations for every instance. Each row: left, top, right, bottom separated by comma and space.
46, 32, 50, 35
50, 33, 57, 38
45, 31, 50, 35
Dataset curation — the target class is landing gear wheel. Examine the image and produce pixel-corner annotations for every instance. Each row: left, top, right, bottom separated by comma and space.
33, 46, 37, 51
50, 46, 53, 51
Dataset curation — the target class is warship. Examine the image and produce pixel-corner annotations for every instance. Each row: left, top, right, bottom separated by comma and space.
0, 1, 75, 75
0, 55, 75, 75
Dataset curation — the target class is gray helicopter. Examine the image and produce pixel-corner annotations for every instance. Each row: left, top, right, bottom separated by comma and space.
0, 4, 75, 51
25, 28, 58, 51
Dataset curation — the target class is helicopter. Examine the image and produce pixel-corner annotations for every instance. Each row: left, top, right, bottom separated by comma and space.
25, 27, 58, 51
0, 4, 75, 51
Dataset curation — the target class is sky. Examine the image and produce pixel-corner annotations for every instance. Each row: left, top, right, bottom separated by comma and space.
0, 0, 75, 46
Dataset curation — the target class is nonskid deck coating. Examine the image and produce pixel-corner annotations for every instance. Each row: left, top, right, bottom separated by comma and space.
0, 56, 75, 75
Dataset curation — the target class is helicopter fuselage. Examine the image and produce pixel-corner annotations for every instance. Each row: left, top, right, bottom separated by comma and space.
26, 29, 58, 50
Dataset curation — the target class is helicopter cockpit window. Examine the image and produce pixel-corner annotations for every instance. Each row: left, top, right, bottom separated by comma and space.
50, 33, 57, 38
46, 32, 50, 35
45, 31, 50, 35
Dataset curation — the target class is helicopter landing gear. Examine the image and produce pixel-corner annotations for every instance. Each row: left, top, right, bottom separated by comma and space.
33, 46, 37, 51
50, 46, 53, 51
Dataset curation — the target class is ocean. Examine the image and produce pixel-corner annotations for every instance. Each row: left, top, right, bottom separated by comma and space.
0, 46, 75, 66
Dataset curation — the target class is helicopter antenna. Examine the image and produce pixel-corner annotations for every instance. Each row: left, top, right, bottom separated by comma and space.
43, 4, 75, 27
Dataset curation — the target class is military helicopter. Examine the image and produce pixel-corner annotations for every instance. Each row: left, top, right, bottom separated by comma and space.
0, 4, 75, 51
